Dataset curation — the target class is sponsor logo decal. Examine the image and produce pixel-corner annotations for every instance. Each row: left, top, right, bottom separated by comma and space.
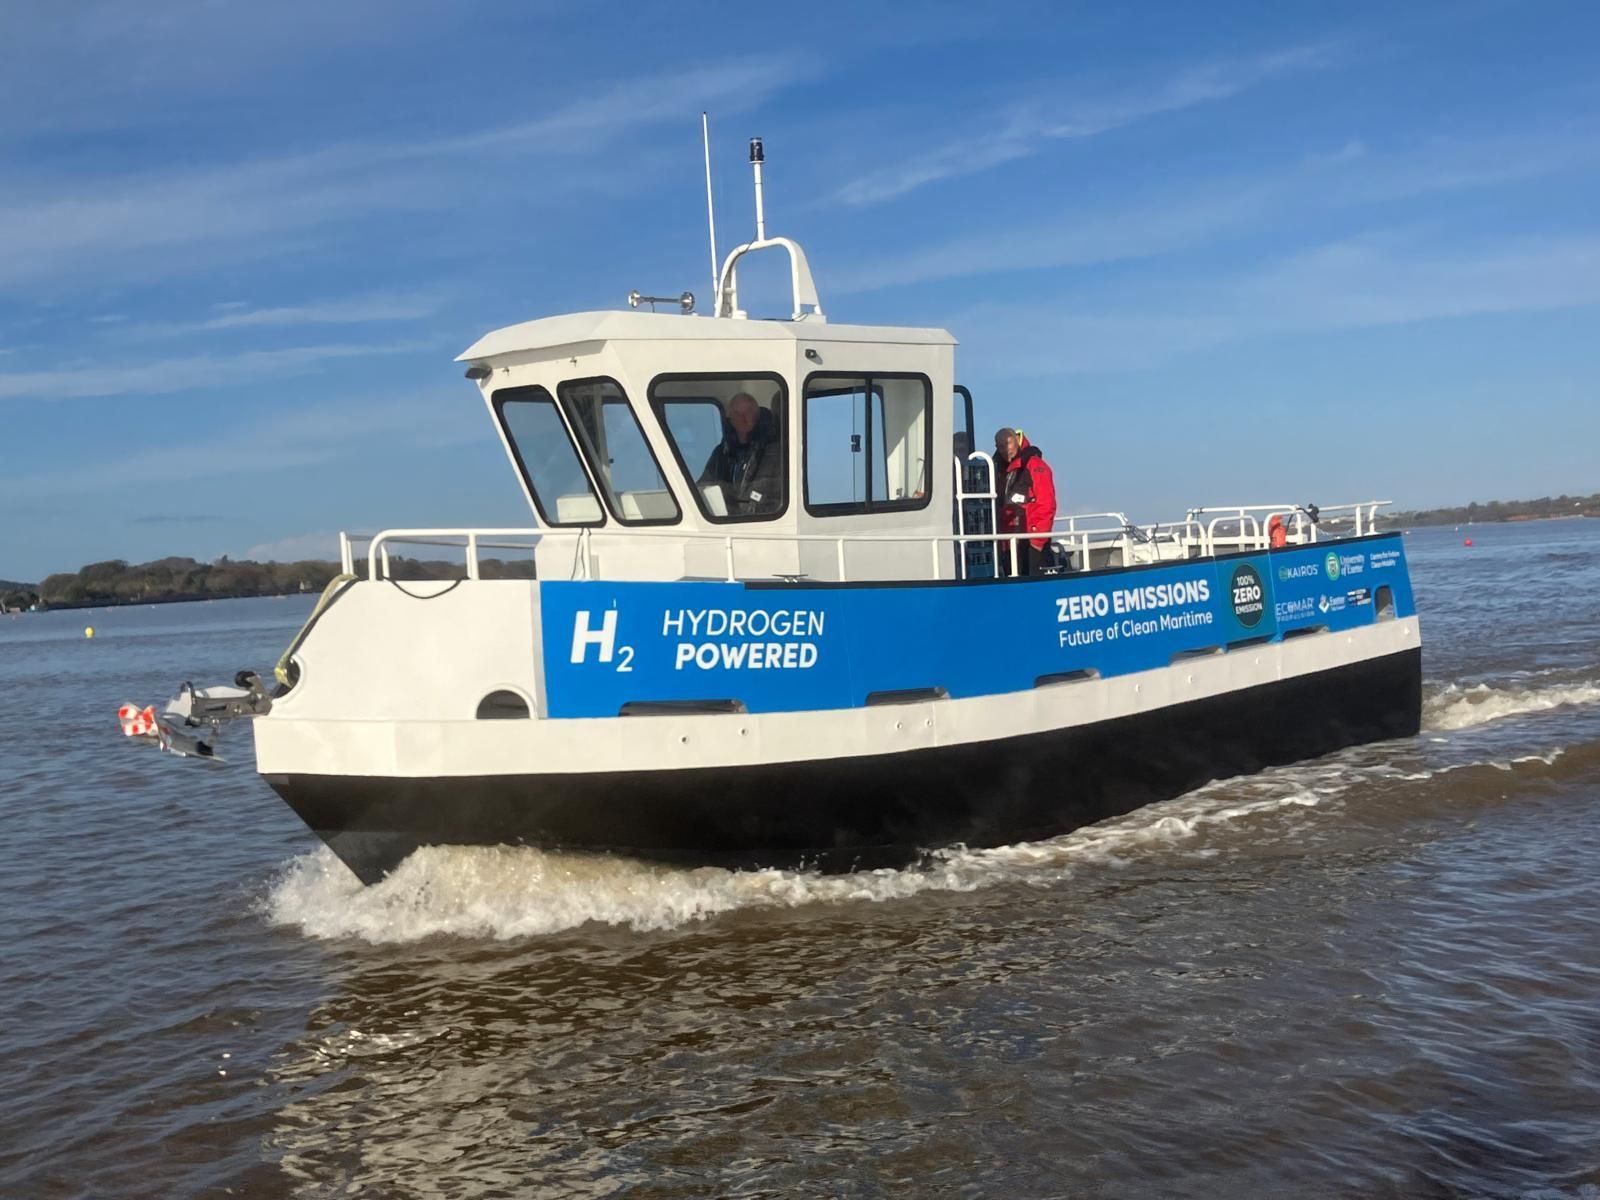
1324, 551, 1341, 581
1347, 587, 1371, 605
1230, 563, 1266, 628
1278, 562, 1319, 581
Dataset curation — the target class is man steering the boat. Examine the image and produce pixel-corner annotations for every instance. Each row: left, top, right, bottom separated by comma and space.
699, 392, 784, 517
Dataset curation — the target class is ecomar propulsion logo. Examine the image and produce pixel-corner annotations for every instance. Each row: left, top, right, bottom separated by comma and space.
1324, 551, 1341, 581
1230, 563, 1266, 628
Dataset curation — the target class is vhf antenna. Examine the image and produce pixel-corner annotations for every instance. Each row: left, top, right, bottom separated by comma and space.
702, 112, 718, 299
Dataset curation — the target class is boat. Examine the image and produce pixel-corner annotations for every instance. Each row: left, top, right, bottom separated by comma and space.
159, 139, 1422, 884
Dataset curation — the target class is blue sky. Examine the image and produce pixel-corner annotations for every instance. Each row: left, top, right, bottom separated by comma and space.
3, 0, 1598, 580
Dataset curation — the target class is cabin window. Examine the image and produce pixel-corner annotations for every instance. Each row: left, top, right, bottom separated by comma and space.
647, 373, 789, 522
556, 378, 680, 525
492, 385, 605, 526
802, 373, 932, 516
954, 385, 975, 458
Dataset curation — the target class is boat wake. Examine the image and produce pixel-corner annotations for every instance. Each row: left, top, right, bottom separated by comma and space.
1424, 677, 1600, 731
261, 670, 1600, 945
252, 782, 1406, 944
263, 843, 997, 943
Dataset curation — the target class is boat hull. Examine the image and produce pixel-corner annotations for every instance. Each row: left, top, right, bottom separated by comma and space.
266, 645, 1421, 885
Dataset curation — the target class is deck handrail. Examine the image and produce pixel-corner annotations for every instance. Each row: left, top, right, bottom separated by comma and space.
355, 501, 1391, 584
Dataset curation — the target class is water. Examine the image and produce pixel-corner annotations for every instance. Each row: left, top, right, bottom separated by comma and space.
3, 522, 1599, 1198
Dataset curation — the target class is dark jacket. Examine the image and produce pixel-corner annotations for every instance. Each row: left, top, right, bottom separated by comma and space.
698, 409, 784, 517
996, 438, 1057, 550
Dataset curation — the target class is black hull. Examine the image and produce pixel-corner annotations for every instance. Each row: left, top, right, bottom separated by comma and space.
267, 647, 1422, 884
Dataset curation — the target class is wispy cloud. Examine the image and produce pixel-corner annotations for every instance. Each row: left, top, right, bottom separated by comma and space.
197, 293, 445, 331
0, 1, 458, 141
831, 44, 1338, 206
1236, 232, 1600, 330
952, 232, 1600, 375
0, 342, 416, 401
830, 124, 1600, 295
10, 390, 471, 494
92, 292, 449, 343
0, 148, 429, 288
0, 53, 808, 290
829, 180, 1276, 294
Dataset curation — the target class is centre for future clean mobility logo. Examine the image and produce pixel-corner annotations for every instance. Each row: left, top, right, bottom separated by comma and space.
1324, 551, 1341, 581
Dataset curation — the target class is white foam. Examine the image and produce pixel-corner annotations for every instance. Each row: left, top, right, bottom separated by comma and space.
261, 720, 1584, 945
262, 785, 1335, 944
1424, 680, 1600, 731
264, 844, 991, 943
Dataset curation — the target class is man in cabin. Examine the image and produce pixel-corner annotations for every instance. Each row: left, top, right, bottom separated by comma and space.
699, 392, 784, 517
995, 426, 1057, 576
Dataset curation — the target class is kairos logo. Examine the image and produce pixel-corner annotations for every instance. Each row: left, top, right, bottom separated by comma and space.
1230, 563, 1266, 628
1324, 551, 1341, 581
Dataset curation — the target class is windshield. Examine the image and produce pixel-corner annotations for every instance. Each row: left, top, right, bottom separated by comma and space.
557, 378, 680, 525
649, 374, 788, 522
492, 385, 604, 526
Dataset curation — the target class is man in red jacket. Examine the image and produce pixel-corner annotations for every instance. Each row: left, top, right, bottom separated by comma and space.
994, 427, 1057, 576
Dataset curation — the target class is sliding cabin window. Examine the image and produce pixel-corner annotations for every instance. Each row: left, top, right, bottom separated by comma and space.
802, 373, 933, 517
492, 385, 605, 527
647, 373, 789, 523
556, 378, 680, 526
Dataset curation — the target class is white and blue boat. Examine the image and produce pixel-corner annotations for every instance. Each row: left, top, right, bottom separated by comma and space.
196, 141, 1422, 883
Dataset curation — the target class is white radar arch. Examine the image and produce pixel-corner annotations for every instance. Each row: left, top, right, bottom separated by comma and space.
714, 237, 825, 322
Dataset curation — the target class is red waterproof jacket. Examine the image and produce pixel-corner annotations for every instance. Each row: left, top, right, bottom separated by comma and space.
997, 437, 1057, 550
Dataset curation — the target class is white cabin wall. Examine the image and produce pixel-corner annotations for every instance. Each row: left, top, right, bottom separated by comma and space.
792, 341, 956, 582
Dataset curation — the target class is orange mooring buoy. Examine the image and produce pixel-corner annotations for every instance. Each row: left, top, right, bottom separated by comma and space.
1464, 538, 1473, 546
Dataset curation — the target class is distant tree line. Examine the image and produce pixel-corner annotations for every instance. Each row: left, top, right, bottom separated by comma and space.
1, 579, 39, 612
19, 554, 534, 610
1387, 492, 1600, 527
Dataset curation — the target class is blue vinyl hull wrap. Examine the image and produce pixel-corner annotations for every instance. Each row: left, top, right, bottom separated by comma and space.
537, 534, 1416, 719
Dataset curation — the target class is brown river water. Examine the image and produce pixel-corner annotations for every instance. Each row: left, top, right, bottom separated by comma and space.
3, 520, 1599, 1198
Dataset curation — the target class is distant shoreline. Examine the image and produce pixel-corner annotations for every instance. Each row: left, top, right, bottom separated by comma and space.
10, 588, 320, 614
3, 554, 533, 613
1386, 494, 1600, 527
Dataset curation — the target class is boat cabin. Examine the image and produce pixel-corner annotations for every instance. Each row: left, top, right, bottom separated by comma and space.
458, 296, 961, 584
439, 153, 1385, 590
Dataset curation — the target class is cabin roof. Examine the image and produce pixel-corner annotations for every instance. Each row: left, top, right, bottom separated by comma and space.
456, 309, 956, 363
